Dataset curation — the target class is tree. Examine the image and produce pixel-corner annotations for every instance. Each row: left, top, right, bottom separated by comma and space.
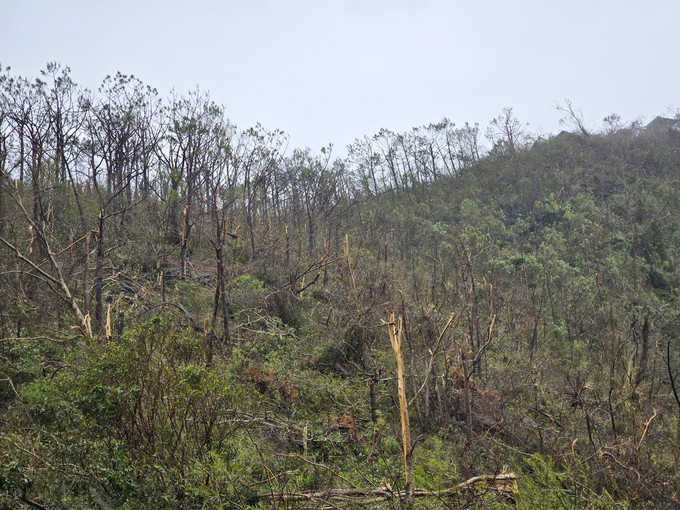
0, 71, 52, 223
602, 113, 624, 135
204, 115, 239, 349
285, 146, 343, 254
230, 124, 287, 260
347, 135, 382, 195
0, 65, 10, 233
485, 107, 529, 156
159, 88, 227, 276
554, 98, 590, 136
39, 63, 92, 232
82, 72, 159, 326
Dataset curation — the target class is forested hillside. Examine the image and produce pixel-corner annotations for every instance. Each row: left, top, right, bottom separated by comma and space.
2, 64, 680, 509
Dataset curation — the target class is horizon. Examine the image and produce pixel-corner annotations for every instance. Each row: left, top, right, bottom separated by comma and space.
2, 1, 678, 156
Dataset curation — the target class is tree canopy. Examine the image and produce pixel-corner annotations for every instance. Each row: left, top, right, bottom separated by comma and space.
1, 64, 680, 509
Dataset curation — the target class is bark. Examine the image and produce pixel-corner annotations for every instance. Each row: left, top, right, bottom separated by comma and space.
95, 210, 105, 327
254, 472, 517, 505
461, 344, 474, 445
370, 368, 379, 423
180, 203, 190, 277
84, 231, 91, 316
387, 315, 414, 509
635, 315, 650, 386
0, 232, 89, 336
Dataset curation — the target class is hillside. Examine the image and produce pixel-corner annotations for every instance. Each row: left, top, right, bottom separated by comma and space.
2, 66, 680, 509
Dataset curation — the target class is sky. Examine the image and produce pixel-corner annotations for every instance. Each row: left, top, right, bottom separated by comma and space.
1, 0, 679, 155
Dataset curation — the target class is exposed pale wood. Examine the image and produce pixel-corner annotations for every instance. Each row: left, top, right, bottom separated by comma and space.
387, 313, 414, 507
255, 471, 518, 504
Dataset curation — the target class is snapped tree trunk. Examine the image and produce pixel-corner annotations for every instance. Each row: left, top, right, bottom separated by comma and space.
180, 203, 191, 277
461, 344, 474, 445
387, 314, 414, 509
635, 315, 650, 386
95, 210, 105, 328
84, 230, 91, 316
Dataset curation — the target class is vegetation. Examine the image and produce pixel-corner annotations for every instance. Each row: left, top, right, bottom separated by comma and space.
1, 63, 680, 508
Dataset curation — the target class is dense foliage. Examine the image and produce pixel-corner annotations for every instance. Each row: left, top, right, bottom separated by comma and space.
1, 64, 680, 508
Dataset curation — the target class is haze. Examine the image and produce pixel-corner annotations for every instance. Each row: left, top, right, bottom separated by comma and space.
1, 0, 678, 153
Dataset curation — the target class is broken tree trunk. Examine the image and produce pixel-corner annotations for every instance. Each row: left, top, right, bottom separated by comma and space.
255, 471, 518, 506
387, 314, 414, 509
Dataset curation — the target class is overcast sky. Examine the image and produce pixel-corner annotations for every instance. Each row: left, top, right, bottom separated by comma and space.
2, 1, 678, 154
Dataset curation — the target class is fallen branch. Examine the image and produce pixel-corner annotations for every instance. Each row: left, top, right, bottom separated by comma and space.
408, 312, 456, 408
0, 183, 90, 336
255, 472, 518, 504
0, 235, 90, 336
636, 408, 658, 451
20, 490, 50, 510
134, 302, 203, 331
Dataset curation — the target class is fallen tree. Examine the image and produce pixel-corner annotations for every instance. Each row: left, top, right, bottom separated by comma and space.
254, 471, 518, 507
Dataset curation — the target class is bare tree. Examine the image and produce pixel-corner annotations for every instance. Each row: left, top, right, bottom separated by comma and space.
0, 65, 10, 233
157, 88, 228, 276
82, 72, 157, 326
554, 98, 590, 137
485, 107, 529, 156
375, 128, 406, 192
1, 72, 52, 223
231, 124, 287, 260
602, 113, 625, 135
204, 116, 239, 348
39, 63, 91, 232
0, 176, 90, 335
285, 146, 343, 254
347, 135, 382, 195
